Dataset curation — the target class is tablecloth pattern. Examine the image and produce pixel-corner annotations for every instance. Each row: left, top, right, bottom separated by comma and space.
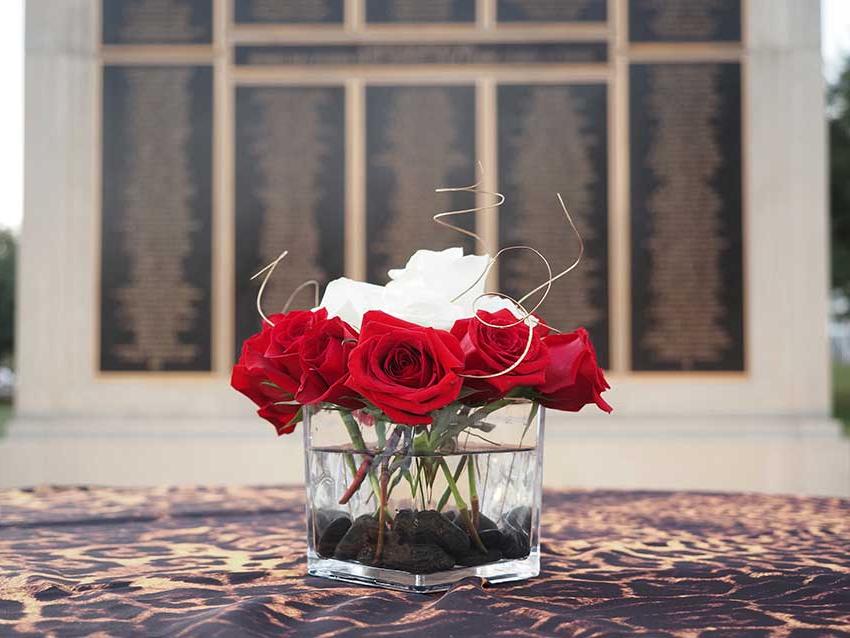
0, 486, 848, 636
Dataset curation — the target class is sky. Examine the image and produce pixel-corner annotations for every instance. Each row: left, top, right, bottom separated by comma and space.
0, 1, 848, 231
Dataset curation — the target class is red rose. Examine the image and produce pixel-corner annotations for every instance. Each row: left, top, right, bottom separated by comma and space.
347, 311, 464, 425
231, 323, 301, 435
536, 328, 612, 413
296, 316, 363, 409
257, 402, 301, 436
264, 308, 328, 394
451, 308, 550, 402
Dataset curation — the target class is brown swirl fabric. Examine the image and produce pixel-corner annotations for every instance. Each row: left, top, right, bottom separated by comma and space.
0, 486, 848, 637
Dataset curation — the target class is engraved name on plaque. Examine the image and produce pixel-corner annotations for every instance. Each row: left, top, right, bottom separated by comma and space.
101, 66, 213, 371
102, 0, 213, 45
366, 86, 476, 284
366, 0, 475, 23
629, 0, 741, 42
497, 0, 606, 22
630, 63, 744, 371
234, 0, 344, 24
235, 87, 346, 352
498, 84, 609, 367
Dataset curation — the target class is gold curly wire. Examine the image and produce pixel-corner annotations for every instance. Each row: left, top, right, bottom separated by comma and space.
251, 250, 288, 327
433, 161, 505, 252
517, 193, 584, 307
283, 280, 320, 313
434, 167, 584, 380
251, 253, 321, 328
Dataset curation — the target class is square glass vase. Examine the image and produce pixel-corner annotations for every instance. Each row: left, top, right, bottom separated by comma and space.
303, 400, 545, 593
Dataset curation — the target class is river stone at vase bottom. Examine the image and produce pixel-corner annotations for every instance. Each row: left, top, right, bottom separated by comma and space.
315, 507, 532, 574
317, 516, 352, 558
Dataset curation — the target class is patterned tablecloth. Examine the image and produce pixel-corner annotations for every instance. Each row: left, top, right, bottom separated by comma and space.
0, 486, 848, 637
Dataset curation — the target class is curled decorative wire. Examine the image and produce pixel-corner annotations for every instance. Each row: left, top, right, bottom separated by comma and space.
433, 161, 505, 252
283, 280, 320, 313
434, 169, 584, 380
517, 193, 583, 308
251, 250, 288, 327
251, 254, 320, 328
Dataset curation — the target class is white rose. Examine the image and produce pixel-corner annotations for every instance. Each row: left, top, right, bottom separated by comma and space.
386, 247, 489, 311
317, 247, 493, 330
317, 277, 385, 331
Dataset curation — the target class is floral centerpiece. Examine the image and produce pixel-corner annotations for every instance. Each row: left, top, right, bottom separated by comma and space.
232, 184, 611, 592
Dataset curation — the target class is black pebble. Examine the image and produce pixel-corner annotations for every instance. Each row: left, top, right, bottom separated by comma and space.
334, 514, 379, 560
477, 513, 498, 531
391, 509, 417, 543
317, 516, 352, 558
456, 546, 503, 567
415, 510, 470, 559
438, 510, 505, 559
315, 508, 350, 536
479, 528, 504, 551
446, 510, 497, 531
499, 506, 532, 559
356, 544, 375, 564
380, 533, 455, 574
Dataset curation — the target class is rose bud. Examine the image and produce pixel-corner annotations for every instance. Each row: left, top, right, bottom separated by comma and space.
535, 328, 612, 414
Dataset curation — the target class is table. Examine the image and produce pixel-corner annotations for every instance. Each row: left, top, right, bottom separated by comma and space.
0, 487, 848, 636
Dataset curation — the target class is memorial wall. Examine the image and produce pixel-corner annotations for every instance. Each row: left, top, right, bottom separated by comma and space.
12, 0, 839, 490
97, 0, 745, 377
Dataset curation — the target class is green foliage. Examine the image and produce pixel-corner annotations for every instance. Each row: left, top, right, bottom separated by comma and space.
0, 229, 14, 365
830, 58, 850, 306
833, 364, 850, 435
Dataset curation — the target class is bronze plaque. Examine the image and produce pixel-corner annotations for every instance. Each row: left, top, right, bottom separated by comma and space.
629, 0, 741, 42
235, 86, 346, 351
100, 66, 213, 371
498, 84, 609, 367
630, 63, 743, 371
497, 0, 606, 22
102, 0, 213, 45
366, 86, 476, 284
234, 0, 344, 24
366, 0, 475, 23
235, 42, 607, 66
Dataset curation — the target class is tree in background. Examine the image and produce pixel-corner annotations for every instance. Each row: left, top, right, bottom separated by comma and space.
830, 58, 850, 305
0, 228, 14, 366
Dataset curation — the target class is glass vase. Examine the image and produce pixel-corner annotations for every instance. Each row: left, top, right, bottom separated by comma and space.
303, 400, 545, 593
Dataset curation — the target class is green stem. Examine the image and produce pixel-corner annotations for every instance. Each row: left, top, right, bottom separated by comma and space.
343, 453, 358, 480
439, 459, 487, 553
436, 456, 467, 512
340, 412, 383, 507
466, 454, 479, 528
519, 402, 539, 448
341, 411, 369, 450
387, 467, 412, 502
412, 459, 423, 509
469, 398, 512, 424
375, 419, 387, 448
375, 458, 389, 561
